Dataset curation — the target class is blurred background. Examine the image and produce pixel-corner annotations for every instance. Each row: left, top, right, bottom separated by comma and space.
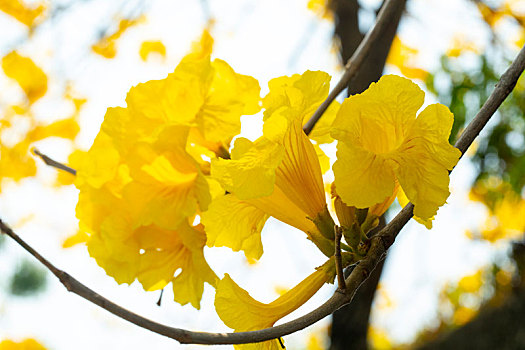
0, 0, 524, 349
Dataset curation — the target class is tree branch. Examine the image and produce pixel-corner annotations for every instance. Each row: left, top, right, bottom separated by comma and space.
33, 148, 77, 175
303, 0, 405, 135
2, 33, 523, 350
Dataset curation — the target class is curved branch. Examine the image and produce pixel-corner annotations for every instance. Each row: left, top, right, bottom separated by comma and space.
303, 0, 405, 135
2, 44, 524, 349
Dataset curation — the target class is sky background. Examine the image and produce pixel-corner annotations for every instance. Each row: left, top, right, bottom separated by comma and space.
0, 0, 516, 349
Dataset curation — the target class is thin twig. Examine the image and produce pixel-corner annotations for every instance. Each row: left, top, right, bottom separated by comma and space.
334, 225, 346, 291
156, 289, 164, 307
2, 42, 524, 349
303, 0, 404, 135
33, 148, 77, 175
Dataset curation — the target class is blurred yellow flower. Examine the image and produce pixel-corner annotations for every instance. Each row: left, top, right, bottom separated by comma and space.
386, 36, 428, 81
331, 75, 461, 223
446, 35, 480, 58
92, 17, 144, 59
139, 40, 166, 61
0, 0, 46, 27
2, 51, 47, 103
307, 0, 332, 20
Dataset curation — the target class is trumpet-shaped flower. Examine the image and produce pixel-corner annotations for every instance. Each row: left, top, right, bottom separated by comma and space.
206, 73, 336, 258
214, 260, 335, 349
331, 75, 461, 222
207, 106, 333, 257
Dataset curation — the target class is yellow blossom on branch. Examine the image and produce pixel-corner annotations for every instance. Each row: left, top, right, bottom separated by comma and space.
204, 71, 337, 259
214, 259, 336, 350
73, 30, 259, 307
331, 75, 461, 224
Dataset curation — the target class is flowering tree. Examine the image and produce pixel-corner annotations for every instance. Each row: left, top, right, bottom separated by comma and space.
1, 0, 525, 349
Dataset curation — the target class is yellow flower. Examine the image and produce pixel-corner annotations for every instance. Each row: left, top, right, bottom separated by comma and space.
139, 40, 166, 61
116, 31, 260, 154
0, 0, 46, 27
446, 35, 480, 58
135, 221, 217, 309
122, 137, 211, 230
386, 36, 428, 81
331, 75, 461, 223
204, 72, 338, 259
208, 121, 334, 258
78, 180, 216, 308
473, 182, 525, 242
214, 260, 335, 349
75, 31, 267, 307
0, 142, 37, 189
2, 51, 47, 103
263, 70, 339, 144
202, 193, 269, 260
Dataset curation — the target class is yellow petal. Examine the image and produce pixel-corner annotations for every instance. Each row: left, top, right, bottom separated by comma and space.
135, 222, 217, 308
211, 138, 284, 199
386, 36, 428, 80
393, 104, 461, 219
126, 65, 210, 127
331, 75, 423, 153
75, 131, 120, 189
2, 51, 47, 103
263, 71, 331, 123
62, 230, 89, 248
26, 117, 79, 142
124, 143, 210, 230
196, 58, 261, 145
397, 186, 433, 229
313, 143, 330, 175
275, 120, 326, 218
333, 142, 396, 208
0, 142, 36, 184
87, 214, 140, 285
202, 193, 268, 260
308, 100, 340, 144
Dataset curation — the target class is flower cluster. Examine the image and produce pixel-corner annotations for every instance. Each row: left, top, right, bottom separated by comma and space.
74, 31, 460, 349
